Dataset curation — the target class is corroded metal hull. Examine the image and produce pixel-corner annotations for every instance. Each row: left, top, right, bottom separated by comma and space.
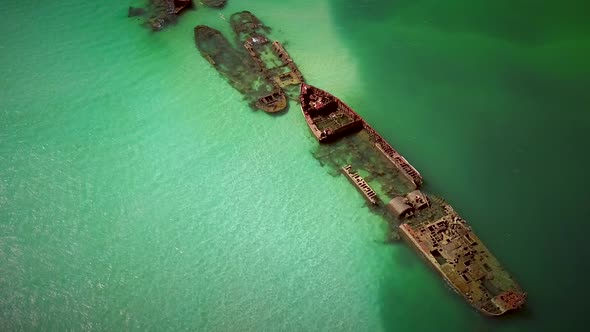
300, 83, 422, 187
399, 219, 525, 316
299, 83, 526, 315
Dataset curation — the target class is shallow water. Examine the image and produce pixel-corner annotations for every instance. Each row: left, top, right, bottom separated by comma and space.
1, 0, 589, 331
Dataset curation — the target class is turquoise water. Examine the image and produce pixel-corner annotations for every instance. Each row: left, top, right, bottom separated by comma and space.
1, 0, 589, 330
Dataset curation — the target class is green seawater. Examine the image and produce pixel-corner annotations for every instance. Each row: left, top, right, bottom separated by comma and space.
1, 0, 589, 331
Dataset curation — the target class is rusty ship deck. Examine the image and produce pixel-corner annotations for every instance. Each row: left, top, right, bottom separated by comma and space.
300, 83, 526, 316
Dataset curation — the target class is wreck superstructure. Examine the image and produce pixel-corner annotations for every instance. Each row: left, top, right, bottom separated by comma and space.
300, 84, 422, 188
300, 83, 526, 315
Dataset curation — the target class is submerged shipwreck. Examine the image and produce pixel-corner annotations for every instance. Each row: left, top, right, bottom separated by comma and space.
135, 5, 527, 315
300, 83, 526, 315
128, 0, 227, 31
195, 11, 302, 113
128, 0, 193, 31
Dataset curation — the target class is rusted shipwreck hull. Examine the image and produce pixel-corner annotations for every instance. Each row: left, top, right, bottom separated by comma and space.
300, 83, 526, 316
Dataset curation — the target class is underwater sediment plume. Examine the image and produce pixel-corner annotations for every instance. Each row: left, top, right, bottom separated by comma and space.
194, 11, 303, 113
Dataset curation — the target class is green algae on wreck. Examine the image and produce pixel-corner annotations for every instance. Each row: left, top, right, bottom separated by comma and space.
194, 25, 282, 111
230, 11, 305, 101
128, 0, 193, 31
301, 83, 526, 315
194, 11, 303, 113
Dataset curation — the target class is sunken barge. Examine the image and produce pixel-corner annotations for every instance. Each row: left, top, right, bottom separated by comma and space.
300, 83, 526, 316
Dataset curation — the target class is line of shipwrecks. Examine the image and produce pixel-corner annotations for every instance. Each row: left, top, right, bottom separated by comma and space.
182, 8, 526, 316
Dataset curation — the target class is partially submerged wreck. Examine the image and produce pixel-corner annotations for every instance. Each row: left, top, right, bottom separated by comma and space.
194, 11, 303, 113
230, 11, 304, 101
194, 25, 284, 112
300, 83, 526, 315
136, 4, 527, 315
128, 0, 193, 31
